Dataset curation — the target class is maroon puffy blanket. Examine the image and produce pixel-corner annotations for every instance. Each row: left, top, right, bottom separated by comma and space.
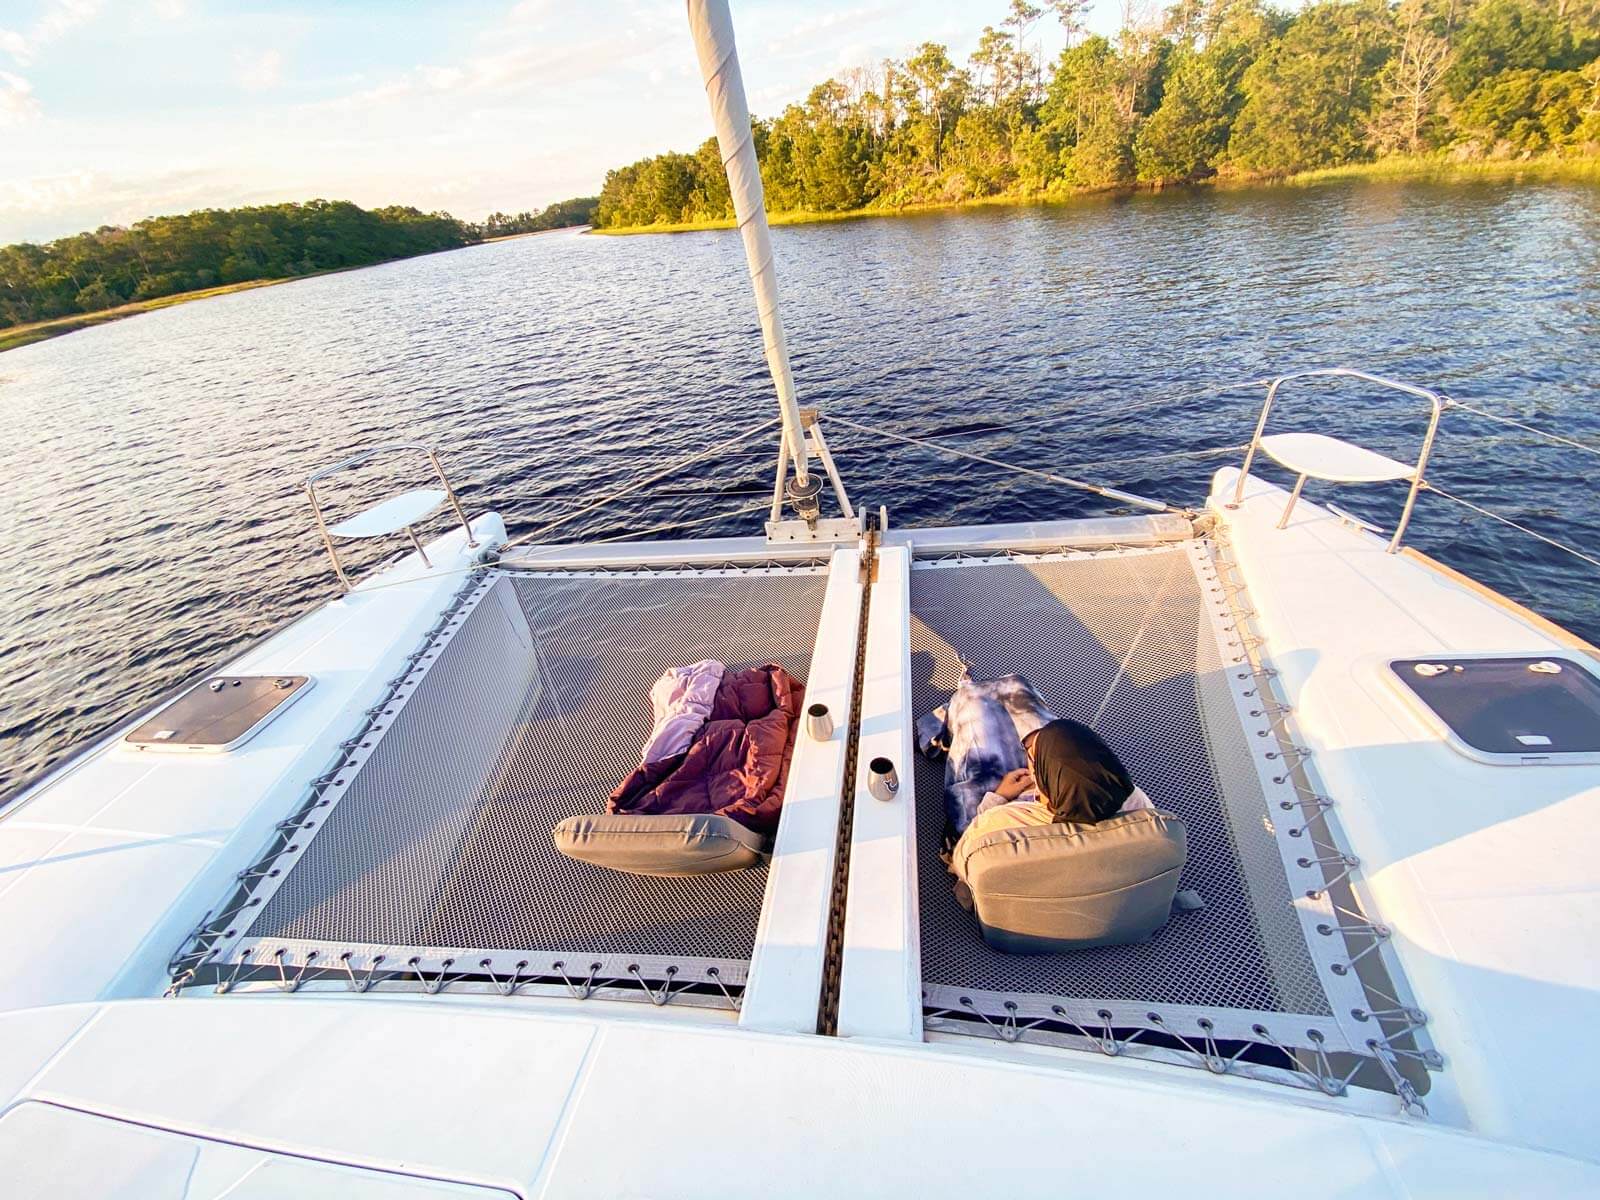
608, 663, 805, 835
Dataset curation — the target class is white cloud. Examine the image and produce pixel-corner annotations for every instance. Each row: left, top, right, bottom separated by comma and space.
0, 69, 40, 127
417, 65, 465, 91
506, 0, 556, 22
0, 166, 262, 240
766, 5, 889, 56
0, 167, 94, 213
313, 25, 675, 116
235, 48, 283, 91
0, 0, 1094, 243
0, 0, 103, 66
36, 0, 101, 43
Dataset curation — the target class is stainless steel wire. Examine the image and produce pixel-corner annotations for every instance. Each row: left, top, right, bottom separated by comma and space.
500, 416, 782, 550
1444, 398, 1600, 459
827, 415, 1187, 516
1425, 482, 1600, 571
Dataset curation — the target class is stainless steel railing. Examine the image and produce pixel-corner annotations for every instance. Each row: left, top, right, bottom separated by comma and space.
306, 444, 476, 589
1231, 368, 1444, 553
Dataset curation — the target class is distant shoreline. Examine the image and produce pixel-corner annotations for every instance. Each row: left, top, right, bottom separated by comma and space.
479, 224, 592, 243
591, 155, 1600, 236
0, 227, 593, 355
0, 279, 292, 354
4, 156, 1590, 353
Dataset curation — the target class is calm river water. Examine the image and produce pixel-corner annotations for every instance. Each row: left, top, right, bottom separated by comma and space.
3, 178, 1599, 793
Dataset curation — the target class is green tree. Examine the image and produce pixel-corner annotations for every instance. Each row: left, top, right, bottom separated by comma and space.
1043, 36, 1136, 185
1445, 0, 1582, 99
73, 279, 117, 312
0, 201, 472, 331
891, 43, 970, 180
947, 107, 1023, 197
1369, 0, 1455, 153
570, 0, 1600, 231
1230, 0, 1393, 171
1135, 2, 1278, 180
1454, 65, 1598, 150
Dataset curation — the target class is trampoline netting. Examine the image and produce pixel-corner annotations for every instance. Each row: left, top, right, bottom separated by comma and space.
910, 543, 1398, 1066
207, 565, 829, 991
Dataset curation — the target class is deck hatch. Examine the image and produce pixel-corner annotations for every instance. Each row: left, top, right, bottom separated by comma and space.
202, 565, 829, 995
1389, 655, 1600, 764
124, 675, 312, 753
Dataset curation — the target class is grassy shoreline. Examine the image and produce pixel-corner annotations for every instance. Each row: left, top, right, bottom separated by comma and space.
591, 154, 1600, 236
0, 278, 293, 353
0, 226, 603, 354
5, 155, 1591, 351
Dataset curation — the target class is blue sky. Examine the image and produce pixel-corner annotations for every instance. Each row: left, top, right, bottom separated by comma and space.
0, 1, 1133, 243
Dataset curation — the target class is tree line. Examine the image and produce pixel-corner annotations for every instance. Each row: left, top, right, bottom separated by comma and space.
594, 0, 1600, 228
0, 195, 597, 331
475, 195, 599, 238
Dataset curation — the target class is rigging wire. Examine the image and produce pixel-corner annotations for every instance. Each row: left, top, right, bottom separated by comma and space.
578, 501, 772, 546
1443, 399, 1600, 460
837, 377, 1274, 444
500, 484, 770, 512
1056, 442, 1251, 479
826, 414, 1187, 516
1423, 483, 1600, 572
333, 501, 775, 597
497, 376, 1265, 544
498, 416, 781, 551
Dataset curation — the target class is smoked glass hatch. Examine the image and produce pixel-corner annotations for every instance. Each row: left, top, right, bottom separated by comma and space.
1390, 656, 1600, 759
124, 675, 312, 752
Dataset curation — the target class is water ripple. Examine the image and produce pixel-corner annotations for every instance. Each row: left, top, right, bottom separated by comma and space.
1, 178, 1598, 793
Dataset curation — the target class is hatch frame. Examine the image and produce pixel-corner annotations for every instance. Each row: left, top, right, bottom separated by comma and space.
123, 675, 314, 754
1385, 651, 1600, 767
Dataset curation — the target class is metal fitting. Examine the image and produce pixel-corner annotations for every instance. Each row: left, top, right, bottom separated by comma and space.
786, 472, 823, 527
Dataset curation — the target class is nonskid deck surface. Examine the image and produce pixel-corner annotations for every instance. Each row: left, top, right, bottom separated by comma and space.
206, 565, 829, 994
909, 544, 1413, 1081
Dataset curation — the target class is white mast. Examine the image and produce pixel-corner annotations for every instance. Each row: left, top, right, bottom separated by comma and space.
686, 0, 816, 511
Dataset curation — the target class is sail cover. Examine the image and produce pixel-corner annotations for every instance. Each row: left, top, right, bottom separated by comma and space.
687, 0, 810, 483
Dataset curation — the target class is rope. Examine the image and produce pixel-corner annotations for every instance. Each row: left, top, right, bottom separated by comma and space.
1424, 483, 1600, 571
1445, 399, 1600, 460
499, 416, 782, 551
826, 415, 1185, 516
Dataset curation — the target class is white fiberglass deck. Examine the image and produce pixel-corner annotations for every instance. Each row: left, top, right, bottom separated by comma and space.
1210, 467, 1600, 1158
0, 517, 508, 1015
2, 493, 1598, 1183
7, 996, 1598, 1199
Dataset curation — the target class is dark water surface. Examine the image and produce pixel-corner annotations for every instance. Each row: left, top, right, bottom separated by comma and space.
3, 179, 1599, 794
